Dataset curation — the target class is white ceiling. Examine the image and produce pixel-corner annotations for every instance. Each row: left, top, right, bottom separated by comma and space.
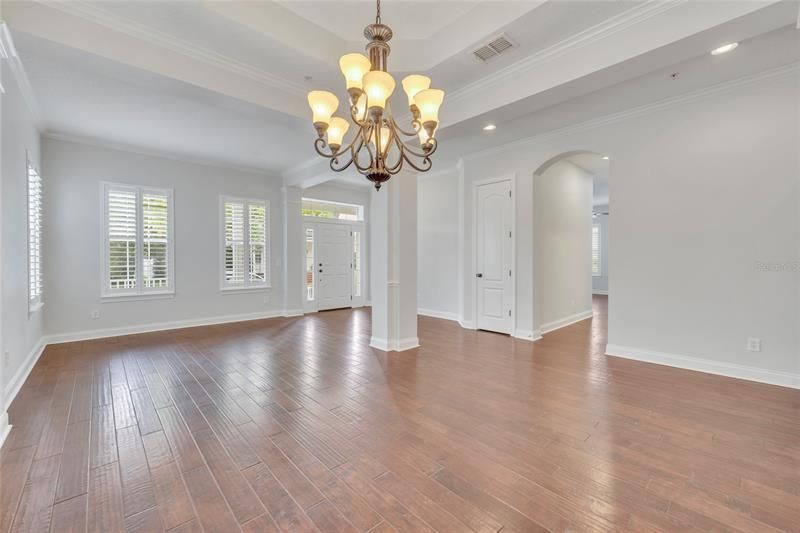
276, 1, 480, 41
13, 32, 312, 175
3, 0, 798, 182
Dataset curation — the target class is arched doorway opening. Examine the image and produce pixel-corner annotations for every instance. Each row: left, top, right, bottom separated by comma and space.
532, 150, 609, 340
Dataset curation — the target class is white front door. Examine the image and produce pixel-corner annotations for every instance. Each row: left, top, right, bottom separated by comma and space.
317, 223, 352, 310
476, 179, 513, 334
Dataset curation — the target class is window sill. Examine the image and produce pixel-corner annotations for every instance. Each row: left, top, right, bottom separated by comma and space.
101, 291, 175, 303
220, 285, 271, 294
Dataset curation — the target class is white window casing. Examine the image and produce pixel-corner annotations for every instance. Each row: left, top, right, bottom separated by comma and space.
220, 196, 270, 291
102, 182, 174, 299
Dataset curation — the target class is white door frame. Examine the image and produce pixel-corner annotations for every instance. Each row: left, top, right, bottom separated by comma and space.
302, 217, 367, 312
472, 174, 516, 335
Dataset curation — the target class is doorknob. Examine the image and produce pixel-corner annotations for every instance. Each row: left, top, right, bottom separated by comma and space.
476, 273, 483, 278
319, 269, 323, 273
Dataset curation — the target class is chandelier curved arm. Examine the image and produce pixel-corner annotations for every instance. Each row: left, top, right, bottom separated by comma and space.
384, 102, 420, 138
350, 102, 368, 127
399, 149, 434, 173
313, 127, 363, 160
352, 138, 374, 173
397, 134, 436, 174
383, 130, 408, 173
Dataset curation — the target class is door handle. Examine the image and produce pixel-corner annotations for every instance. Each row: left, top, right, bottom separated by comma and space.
319, 269, 323, 273
476, 273, 483, 278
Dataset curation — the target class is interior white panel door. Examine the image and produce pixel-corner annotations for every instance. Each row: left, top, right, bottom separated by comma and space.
476, 180, 513, 334
317, 224, 352, 310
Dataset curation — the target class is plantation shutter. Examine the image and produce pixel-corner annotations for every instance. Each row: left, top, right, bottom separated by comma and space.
103, 183, 173, 297
27, 161, 43, 307
248, 202, 268, 284
107, 186, 138, 291
221, 196, 269, 289
142, 191, 170, 289
224, 200, 246, 286
592, 224, 601, 276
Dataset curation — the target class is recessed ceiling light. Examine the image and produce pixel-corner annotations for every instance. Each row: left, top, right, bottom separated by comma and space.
483, 124, 496, 131
602, 156, 609, 160
711, 42, 738, 55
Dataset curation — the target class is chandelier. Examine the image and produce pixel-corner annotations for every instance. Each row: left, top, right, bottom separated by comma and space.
306, 0, 444, 190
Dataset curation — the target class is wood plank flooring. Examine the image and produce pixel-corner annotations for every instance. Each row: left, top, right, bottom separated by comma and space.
2, 296, 798, 532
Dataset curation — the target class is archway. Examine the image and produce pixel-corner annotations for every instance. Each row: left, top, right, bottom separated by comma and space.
532, 150, 609, 338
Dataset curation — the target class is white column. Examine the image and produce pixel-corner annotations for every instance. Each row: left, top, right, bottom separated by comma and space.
282, 185, 304, 316
0, 15, 9, 446
370, 170, 418, 351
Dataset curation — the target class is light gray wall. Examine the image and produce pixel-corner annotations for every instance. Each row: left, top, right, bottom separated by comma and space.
535, 160, 593, 329
592, 205, 609, 293
1, 60, 44, 407
42, 137, 286, 338
450, 70, 798, 381
417, 169, 460, 317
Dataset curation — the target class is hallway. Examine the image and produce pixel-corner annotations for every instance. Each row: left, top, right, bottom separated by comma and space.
1, 301, 798, 532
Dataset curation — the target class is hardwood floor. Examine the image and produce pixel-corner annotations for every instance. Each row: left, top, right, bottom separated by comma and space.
2, 296, 798, 532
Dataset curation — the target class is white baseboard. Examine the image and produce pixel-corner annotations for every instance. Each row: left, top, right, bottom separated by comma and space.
0, 413, 10, 449
4, 340, 46, 412
513, 329, 542, 342
592, 290, 608, 295
283, 309, 304, 317
540, 310, 593, 334
45, 309, 289, 345
458, 319, 475, 330
369, 336, 420, 352
417, 308, 459, 322
606, 344, 800, 390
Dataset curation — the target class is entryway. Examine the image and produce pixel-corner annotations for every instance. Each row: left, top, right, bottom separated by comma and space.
304, 220, 365, 312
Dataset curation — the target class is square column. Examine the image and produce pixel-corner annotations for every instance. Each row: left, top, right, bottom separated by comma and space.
282, 185, 304, 316
370, 170, 418, 351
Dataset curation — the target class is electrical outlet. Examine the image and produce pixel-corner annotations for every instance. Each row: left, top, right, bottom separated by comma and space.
90, 309, 100, 320
747, 337, 761, 352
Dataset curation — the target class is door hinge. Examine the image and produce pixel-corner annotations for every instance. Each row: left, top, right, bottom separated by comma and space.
350, 295, 353, 300
509, 269, 512, 277
509, 190, 512, 198
508, 310, 512, 317
509, 231, 512, 238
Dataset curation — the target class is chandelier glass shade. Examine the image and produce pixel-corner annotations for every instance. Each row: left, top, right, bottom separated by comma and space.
307, 0, 444, 190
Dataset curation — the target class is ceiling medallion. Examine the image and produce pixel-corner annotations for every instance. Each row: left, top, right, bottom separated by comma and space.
307, 0, 444, 190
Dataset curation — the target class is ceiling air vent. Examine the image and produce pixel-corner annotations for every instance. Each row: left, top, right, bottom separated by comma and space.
472, 34, 515, 62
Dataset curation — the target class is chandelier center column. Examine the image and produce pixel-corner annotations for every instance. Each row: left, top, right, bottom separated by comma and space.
370, 170, 418, 351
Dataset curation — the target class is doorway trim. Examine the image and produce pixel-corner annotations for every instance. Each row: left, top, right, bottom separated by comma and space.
472, 173, 516, 336
302, 218, 367, 313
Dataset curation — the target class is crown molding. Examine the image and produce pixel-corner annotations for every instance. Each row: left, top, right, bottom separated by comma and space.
464, 61, 800, 163
0, 23, 44, 129
447, 0, 688, 105
44, 131, 281, 179
38, 0, 308, 97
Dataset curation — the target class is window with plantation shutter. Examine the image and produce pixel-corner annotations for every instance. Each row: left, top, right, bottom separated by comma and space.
221, 196, 269, 290
592, 224, 601, 277
28, 157, 43, 311
103, 183, 174, 298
